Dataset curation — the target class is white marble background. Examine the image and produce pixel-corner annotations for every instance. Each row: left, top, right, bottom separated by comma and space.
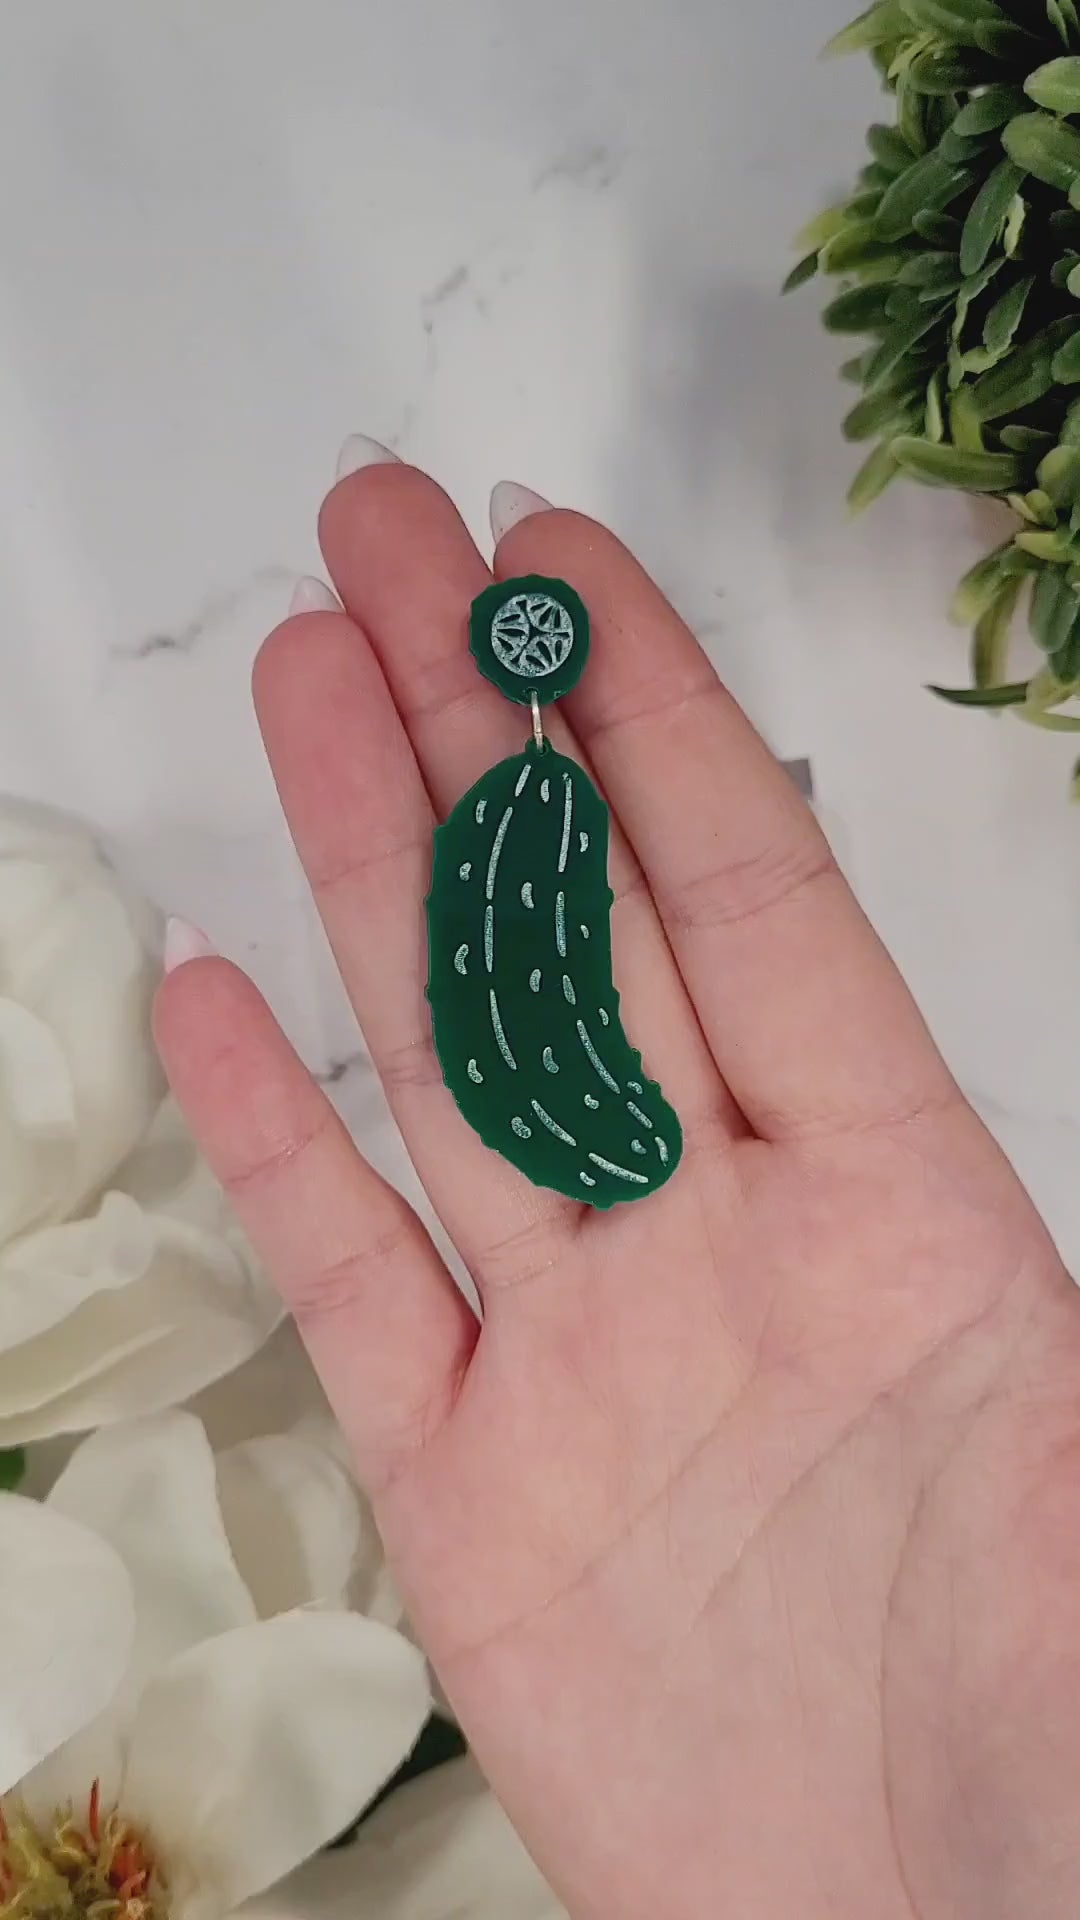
1, 1, 1077, 1266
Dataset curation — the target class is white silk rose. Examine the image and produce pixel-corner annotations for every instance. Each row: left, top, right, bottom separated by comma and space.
0, 800, 279, 1442
0, 1412, 430, 1920
248, 1757, 568, 1920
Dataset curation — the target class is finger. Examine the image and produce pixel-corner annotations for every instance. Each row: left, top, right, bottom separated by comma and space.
253, 606, 587, 1290
495, 506, 956, 1141
317, 460, 735, 1149
154, 956, 477, 1493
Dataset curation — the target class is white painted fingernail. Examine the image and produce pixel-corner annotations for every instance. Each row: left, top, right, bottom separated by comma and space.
490, 481, 554, 543
163, 916, 217, 974
336, 434, 401, 480
289, 575, 342, 616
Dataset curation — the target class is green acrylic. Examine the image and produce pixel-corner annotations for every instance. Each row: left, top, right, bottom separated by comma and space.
470, 575, 590, 706
426, 733, 682, 1209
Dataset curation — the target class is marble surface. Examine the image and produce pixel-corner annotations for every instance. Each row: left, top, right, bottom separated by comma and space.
1, 1, 1078, 1269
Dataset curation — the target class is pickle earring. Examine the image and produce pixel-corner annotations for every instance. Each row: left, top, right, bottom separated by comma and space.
425, 575, 683, 1209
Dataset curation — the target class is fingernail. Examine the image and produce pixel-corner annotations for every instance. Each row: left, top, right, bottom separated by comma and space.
289, 575, 342, 616
336, 434, 401, 480
490, 481, 554, 543
163, 916, 217, 974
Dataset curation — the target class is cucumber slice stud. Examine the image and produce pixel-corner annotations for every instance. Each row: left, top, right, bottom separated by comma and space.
426, 574, 682, 1208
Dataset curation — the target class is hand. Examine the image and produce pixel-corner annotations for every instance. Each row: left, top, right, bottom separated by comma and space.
157, 461, 1080, 1920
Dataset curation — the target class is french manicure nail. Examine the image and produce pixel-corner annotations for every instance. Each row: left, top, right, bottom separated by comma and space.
336, 434, 401, 480
163, 916, 217, 974
289, 575, 342, 616
490, 480, 554, 543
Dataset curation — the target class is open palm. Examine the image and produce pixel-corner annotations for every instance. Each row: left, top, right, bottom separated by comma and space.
158, 462, 1080, 1920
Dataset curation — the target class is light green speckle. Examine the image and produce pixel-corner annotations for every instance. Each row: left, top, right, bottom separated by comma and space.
459, 861, 472, 880
521, 882, 534, 908
467, 1059, 483, 1084
454, 944, 469, 975
530, 968, 542, 993
542, 1046, 559, 1074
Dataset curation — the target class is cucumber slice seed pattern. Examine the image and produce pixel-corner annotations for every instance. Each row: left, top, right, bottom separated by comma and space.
427, 739, 682, 1207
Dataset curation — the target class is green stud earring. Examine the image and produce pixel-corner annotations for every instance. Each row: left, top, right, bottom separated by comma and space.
425, 574, 682, 1209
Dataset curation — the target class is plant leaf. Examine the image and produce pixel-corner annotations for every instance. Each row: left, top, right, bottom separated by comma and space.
783, 253, 820, 295
875, 151, 977, 242
959, 159, 1026, 275
952, 256, 1006, 344
1051, 610, 1080, 680
907, 45, 993, 92
897, 249, 963, 287
1048, 0, 1074, 51
1052, 328, 1080, 382
950, 540, 1019, 623
912, 209, 962, 245
847, 441, 902, 512
1017, 527, 1072, 556
1038, 442, 1080, 504
867, 123, 918, 173
929, 680, 1031, 705
892, 437, 1024, 488
950, 383, 987, 449
820, 223, 907, 273
900, 0, 1009, 38
843, 383, 923, 440
926, 367, 947, 439
982, 274, 1036, 358
1003, 112, 1080, 192
1000, 423, 1054, 451
1017, 705, 1080, 727
824, 1, 908, 55
1025, 56, 1080, 112
1031, 561, 1077, 653
972, 577, 1023, 687
970, 318, 1076, 419
1002, 193, 1027, 258
0, 1448, 25, 1492
795, 203, 850, 253
823, 283, 895, 332
951, 86, 1027, 134
863, 301, 949, 384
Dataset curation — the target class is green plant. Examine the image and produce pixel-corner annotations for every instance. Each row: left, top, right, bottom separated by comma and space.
790, 0, 1080, 789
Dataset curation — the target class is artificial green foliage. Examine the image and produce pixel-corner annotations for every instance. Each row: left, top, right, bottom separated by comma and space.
791, 0, 1080, 769
426, 742, 682, 1207
0, 1447, 25, 1491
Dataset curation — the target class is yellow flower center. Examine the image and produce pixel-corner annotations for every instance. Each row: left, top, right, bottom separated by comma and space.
0, 1785, 166, 1920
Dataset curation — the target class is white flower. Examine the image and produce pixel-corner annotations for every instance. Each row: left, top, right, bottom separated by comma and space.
0, 1494, 134, 1796
0, 1413, 430, 1920
0, 800, 280, 1441
248, 1758, 568, 1920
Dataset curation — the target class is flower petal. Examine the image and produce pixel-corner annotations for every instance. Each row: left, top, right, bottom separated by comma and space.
0, 1493, 133, 1795
0, 1109, 281, 1443
47, 1414, 256, 1673
245, 1759, 566, 1920
122, 1611, 431, 1911
19, 1415, 257, 1823
0, 811, 163, 1221
0, 1000, 77, 1245
187, 1321, 330, 1451
215, 1433, 366, 1616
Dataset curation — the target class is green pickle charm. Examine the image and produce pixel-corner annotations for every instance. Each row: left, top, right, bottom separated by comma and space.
426, 575, 682, 1208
